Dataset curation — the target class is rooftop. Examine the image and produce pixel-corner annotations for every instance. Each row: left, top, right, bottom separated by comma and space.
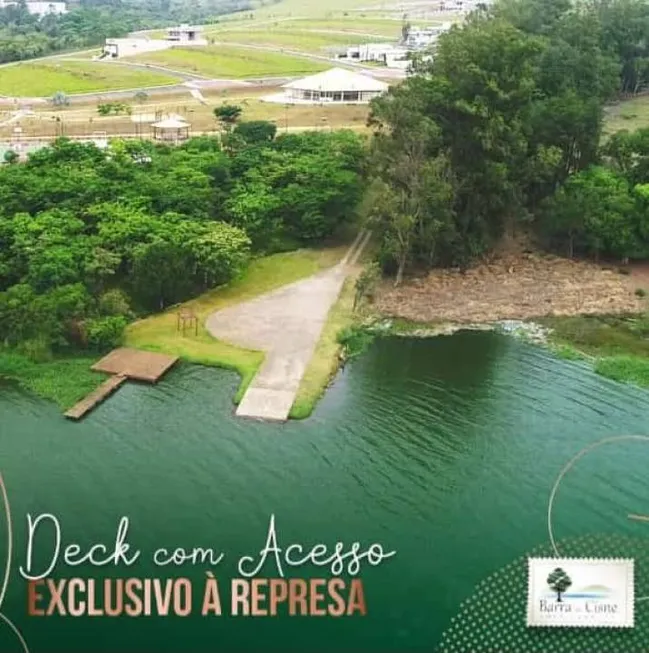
282, 67, 389, 93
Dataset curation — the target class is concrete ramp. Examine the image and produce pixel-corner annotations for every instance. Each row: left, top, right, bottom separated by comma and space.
205, 231, 369, 421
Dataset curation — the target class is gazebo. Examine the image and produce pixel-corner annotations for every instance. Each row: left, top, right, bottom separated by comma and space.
267, 67, 389, 105
151, 117, 190, 142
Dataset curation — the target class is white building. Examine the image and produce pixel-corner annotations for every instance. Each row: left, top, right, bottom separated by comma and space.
102, 37, 171, 59
385, 50, 412, 71
102, 24, 206, 59
263, 68, 389, 105
0, 1, 67, 15
165, 25, 206, 45
340, 43, 411, 69
405, 23, 452, 49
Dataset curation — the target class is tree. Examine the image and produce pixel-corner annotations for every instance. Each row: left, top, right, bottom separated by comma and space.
401, 14, 411, 43
130, 239, 195, 311
0, 131, 365, 353
3, 150, 18, 164
187, 222, 251, 288
354, 261, 380, 309
213, 104, 243, 131
51, 91, 69, 107
233, 120, 277, 144
547, 567, 572, 602
541, 166, 638, 259
370, 16, 545, 268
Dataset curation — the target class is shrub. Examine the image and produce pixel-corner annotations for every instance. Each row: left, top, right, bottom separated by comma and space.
84, 316, 127, 351
15, 336, 52, 362
336, 325, 375, 360
635, 288, 647, 297
595, 355, 649, 388
233, 120, 277, 144
99, 289, 132, 317
354, 262, 381, 309
51, 91, 69, 107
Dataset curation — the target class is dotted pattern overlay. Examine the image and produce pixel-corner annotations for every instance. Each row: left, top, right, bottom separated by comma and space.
437, 535, 649, 653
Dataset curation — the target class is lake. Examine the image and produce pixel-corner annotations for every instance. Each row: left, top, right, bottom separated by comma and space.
1, 331, 649, 652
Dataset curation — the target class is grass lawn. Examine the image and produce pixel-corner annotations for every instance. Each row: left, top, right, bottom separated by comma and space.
541, 314, 649, 389
290, 274, 358, 419
274, 18, 405, 37
126, 246, 346, 405
604, 95, 649, 135
209, 0, 384, 21
132, 46, 327, 78
0, 351, 106, 409
209, 28, 393, 52
0, 61, 178, 97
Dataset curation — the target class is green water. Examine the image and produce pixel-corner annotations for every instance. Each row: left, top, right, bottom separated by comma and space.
1, 331, 649, 652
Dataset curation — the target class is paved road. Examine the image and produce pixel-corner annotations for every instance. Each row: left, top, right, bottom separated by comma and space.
206, 231, 371, 421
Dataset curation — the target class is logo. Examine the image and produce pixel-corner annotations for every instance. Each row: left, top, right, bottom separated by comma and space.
527, 558, 634, 628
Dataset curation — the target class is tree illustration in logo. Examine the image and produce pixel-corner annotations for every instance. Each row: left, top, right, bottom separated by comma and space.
547, 568, 572, 602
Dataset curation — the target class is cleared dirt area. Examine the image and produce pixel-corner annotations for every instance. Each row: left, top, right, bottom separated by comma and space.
376, 253, 646, 324
0, 87, 370, 140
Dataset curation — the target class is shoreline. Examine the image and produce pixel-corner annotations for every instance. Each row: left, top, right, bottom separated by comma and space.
352, 312, 649, 391
3, 309, 649, 416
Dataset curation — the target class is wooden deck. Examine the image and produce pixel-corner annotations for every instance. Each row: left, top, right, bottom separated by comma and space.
65, 348, 179, 421
64, 375, 127, 420
91, 348, 179, 382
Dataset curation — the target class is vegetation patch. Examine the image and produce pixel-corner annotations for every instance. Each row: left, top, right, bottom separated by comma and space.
604, 96, 649, 135
260, 18, 405, 37
127, 247, 346, 404
0, 350, 105, 409
210, 28, 393, 52
289, 276, 358, 419
132, 46, 327, 78
0, 61, 177, 96
595, 355, 649, 387
542, 314, 649, 388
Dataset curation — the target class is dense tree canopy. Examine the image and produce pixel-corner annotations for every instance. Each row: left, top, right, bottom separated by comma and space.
368, 0, 649, 279
0, 131, 364, 355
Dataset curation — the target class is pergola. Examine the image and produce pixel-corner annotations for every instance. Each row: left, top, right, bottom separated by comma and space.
151, 117, 190, 142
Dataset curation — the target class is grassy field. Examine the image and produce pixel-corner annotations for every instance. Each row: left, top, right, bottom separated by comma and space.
0, 351, 106, 409
205, 17, 405, 38
267, 18, 405, 36
209, 28, 393, 52
0, 88, 371, 139
0, 61, 178, 97
212, 0, 387, 21
132, 45, 327, 78
126, 246, 346, 405
605, 95, 649, 135
542, 314, 649, 389
290, 274, 359, 419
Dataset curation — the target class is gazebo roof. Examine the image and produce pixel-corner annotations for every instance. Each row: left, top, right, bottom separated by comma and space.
282, 67, 389, 93
151, 117, 190, 129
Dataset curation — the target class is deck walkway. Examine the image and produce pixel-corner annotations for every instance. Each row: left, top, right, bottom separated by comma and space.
206, 231, 371, 421
64, 348, 179, 421
64, 374, 127, 420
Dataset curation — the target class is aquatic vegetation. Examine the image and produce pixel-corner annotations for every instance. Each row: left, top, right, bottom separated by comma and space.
550, 343, 589, 362
337, 325, 376, 361
0, 350, 104, 408
595, 356, 649, 388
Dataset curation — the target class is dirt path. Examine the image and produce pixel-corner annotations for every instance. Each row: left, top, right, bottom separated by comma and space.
376, 252, 645, 324
206, 232, 370, 421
